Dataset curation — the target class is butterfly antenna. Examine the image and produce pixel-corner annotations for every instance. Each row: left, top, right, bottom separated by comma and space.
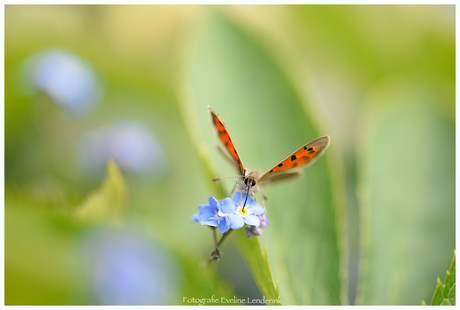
212, 175, 244, 182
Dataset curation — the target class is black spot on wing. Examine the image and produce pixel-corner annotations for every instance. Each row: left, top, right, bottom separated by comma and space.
291, 155, 297, 161
278, 163, 283, 168
304, 145, 314, 151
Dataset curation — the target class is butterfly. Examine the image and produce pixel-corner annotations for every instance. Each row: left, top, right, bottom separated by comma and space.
208, 106, 330, 210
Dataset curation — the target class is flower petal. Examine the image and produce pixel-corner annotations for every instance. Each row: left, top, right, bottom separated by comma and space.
235, 192, 257, 205
191, 213, 200, 222
258, 214, 270, 228
200, 219, 218, 227
233, 192, 241, 203
208, 196, 220, 210
221, 198, 237, 214
196, 205, 216, 222
218, 217, 229, 233
227, 213, 244, 230
248, 203, 265, 216
242, 193, 256, 204
199, 204, 215, 213
244, 214, 261, 227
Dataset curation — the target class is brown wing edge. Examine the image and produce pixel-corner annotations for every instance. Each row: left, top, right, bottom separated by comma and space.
259, 168, 305, 186
258, 135, 331, 183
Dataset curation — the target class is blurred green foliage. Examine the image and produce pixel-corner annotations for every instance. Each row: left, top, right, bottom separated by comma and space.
73, 159, 128, 224
5, 5, 454, 305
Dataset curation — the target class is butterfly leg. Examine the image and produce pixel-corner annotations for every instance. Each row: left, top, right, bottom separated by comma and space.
228, 181, 239, 198
256, 184, 268, 215
237, 188, 243, 207
259, 192, 267, 215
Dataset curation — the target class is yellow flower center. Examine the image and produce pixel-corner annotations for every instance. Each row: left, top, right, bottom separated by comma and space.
237, 206, 248, 216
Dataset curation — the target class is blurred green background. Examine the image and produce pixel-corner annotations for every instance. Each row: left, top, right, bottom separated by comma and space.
5, 5, 455, 305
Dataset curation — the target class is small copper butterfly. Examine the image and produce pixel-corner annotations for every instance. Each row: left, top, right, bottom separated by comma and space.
208, 106, 330, 209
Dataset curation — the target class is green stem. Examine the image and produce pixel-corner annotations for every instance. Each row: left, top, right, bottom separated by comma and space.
207, 229, 234, 266
217, 229, 233, 248
212, 227, 217, 246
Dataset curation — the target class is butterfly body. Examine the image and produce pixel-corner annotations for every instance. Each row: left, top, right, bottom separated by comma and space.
236, 169, 260, 197
208, 106, 330, 207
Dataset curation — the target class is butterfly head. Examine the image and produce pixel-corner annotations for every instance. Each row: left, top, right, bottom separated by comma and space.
244, 174, 257, 187
235, 169, 261, 199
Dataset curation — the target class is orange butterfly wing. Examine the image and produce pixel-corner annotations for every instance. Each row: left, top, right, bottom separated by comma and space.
258, 135, 330, 183
208, 106, 245, 175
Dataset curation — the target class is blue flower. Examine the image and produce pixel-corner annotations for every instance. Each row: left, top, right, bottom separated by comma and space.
231, 192, 265, 227
191, 197, 233, 233
192, 193, 265, 233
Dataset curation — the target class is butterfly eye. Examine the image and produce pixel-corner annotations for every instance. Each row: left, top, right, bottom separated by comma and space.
244, 178, 256, 187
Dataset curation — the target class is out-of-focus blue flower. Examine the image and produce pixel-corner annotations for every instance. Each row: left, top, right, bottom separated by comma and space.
19, 49, 103, 117
78, 120, 168, 178
78, 228, 177, 305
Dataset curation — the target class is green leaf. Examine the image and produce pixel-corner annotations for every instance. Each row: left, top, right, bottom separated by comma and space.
74, 158, 128, 224
430, 251, 456, 305
179, 10, 344, 305
232, 229, 282, 305
448, 284, 456, 304
179, 254, 240, 305
356, 77, 455, 304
